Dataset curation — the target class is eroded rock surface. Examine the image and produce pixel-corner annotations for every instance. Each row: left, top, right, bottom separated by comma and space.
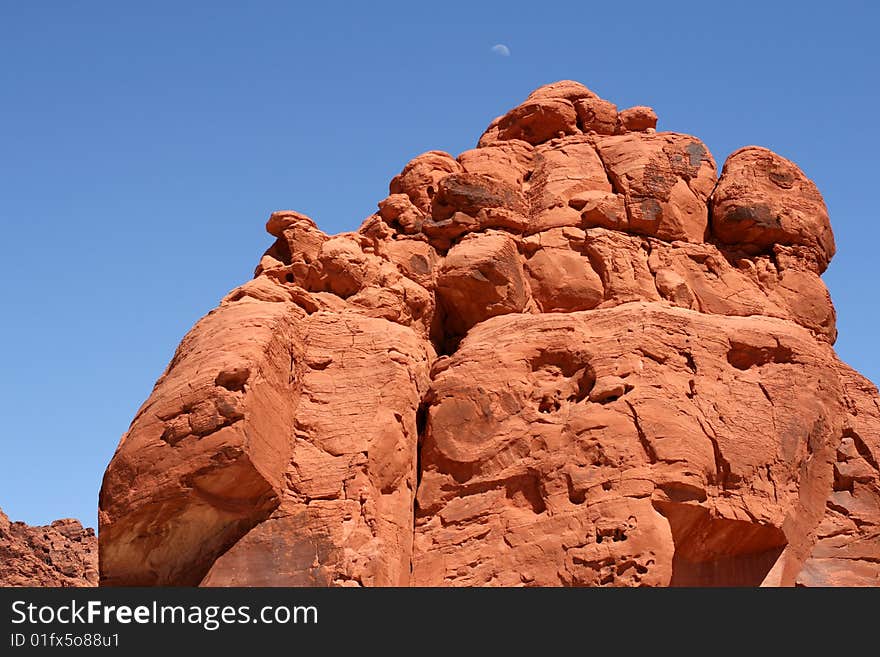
99, 81, 879, 587
1, 508, 97, 587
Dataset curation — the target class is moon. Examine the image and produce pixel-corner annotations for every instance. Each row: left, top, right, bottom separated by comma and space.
491, 44, 511, 57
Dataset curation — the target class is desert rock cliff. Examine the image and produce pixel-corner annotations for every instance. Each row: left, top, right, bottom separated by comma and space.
0, 507, 97, 587
98, 81, 880, 587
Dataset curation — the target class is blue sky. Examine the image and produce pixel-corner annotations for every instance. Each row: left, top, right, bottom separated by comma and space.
1, 1, 878, 528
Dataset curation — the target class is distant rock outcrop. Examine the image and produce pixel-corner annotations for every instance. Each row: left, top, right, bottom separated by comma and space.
98, 81, 880, 587
0, 507, 97, 587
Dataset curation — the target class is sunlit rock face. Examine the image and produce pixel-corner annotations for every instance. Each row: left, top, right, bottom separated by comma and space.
98, 81, 879, 587
1, 508, 97, 587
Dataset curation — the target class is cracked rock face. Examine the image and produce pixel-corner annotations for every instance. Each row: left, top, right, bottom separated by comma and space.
99, 81, 880, 587
1, 507, 97, 587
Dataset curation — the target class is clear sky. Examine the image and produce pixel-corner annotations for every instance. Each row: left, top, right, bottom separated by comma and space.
1, 1, 878, 529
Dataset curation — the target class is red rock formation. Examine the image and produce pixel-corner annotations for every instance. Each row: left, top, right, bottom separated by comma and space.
99, 81, 880, 587
0, 508, 97, 587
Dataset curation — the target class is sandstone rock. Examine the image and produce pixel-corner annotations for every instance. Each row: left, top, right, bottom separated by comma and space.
379, 238, 440, 290
525, 80, 598, 103
378, 194, 424, 234
711, 146, 836, 272
576, 191, 629, 231
317, 236, 371, 298
619, 106, 658, 132
793, 364, 880, 586
436, 232, 528, 337
390, 151, 462, 213
100, 301, 304, 585
260, 213, 328, 287
524, 247, 603, 312
413, 305, 861, 586
458, 141, 534, 188
649, 241, 817, 331
480, 99, 579, 146
430, 172, 526, 223
595, 132, 717, 242
98, 80, 880, 588
528, 136, 613, 232
574, 97, 619, 135
266, 210, 317, 238
202, 314, 431, 586
1, 508, 97, 587
579, 228, 660, 304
